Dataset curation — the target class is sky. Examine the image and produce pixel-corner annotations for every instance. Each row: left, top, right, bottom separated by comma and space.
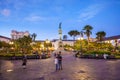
0, 0, 120, 40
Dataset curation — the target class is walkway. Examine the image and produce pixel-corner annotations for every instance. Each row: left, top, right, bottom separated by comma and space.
0, 52, 120, 80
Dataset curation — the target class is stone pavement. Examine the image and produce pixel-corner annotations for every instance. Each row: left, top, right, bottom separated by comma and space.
0, 52, 120, 80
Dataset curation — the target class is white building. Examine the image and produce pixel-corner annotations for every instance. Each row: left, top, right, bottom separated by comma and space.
11, 30, 30, 40
103, 35, 120, 47
52, 39, 74, 50
0, 35, 11, 43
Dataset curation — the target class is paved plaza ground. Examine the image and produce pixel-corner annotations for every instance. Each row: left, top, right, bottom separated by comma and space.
0, 52, 120, 80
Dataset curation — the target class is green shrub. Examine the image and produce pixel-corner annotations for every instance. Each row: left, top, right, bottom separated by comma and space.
85, 50, 111, 55
0, 52, 39, 57
0, 53, 13, 57
115, 55, 120, 59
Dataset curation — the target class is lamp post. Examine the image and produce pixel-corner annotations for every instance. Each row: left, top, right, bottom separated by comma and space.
9, 41, 15, 59
40, 44, 44, 52
45, 39, 50, 54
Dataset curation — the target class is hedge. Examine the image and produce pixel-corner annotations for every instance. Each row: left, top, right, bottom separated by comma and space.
85, 51, 111, 55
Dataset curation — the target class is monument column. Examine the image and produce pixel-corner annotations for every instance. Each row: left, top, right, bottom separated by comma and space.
58, 22, 63, 50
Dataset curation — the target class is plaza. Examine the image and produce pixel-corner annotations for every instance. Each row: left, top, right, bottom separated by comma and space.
0, 52, 120, 80
0, 0, 120, 80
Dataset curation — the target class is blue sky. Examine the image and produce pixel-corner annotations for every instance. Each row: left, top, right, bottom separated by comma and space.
0, 0, 120, 40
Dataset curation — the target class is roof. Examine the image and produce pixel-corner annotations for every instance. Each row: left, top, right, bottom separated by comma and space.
0, 35, 11, 40
104, 35, 120, 41
52, 39, 59, 42
62, 40, 75, 41
35, 40, 45, 42
52, 39, 75, 42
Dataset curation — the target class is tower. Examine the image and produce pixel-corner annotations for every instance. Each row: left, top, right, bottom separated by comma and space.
59, 22, 62, 40
58, 22, 63, 49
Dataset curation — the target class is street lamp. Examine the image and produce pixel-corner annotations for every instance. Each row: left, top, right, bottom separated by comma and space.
45, 39, 50, 54
9, 41, 15, 59
9, 41, 14, 51
9, 41, 14, 45
40, 44, 44, 51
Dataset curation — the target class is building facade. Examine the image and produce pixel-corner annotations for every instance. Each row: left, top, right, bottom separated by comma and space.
11, 30, 30, 40
52, 39, 74, 50
103, 35, 120, 47
0, 35, 11, 43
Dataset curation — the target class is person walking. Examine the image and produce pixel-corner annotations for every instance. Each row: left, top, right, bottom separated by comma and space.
22, 54, 27, 69
58, 51, 62, 70
103, 53, 108, 59
54, 52, 57, 58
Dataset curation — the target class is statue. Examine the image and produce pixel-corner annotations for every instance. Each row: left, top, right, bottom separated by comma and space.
59, 22, 62, 35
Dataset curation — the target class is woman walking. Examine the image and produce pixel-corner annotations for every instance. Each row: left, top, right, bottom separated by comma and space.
22, 55, 27, 69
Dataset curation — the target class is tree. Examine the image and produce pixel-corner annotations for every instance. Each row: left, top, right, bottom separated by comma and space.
79, 31, 84, 38
0, 41, 2, 48
43, 40, 52, 52
96, 31, 106, 41
83, 25, 93, 43
0, 41, 10, 52
63, 44, 72, 51
74, 39, 88, 51
15, 36, 32, 54
44, 41, 52, 48
68, 30, 80, 40
63, 35, 67, 40
31, 41, 42, 52
31, 33, 37, 41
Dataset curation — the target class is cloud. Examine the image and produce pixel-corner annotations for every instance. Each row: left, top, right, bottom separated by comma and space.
25, 15, 47, 22
78, 4, 105, 22
1, 9, 10, 16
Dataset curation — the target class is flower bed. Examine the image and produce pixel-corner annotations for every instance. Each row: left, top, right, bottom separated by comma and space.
75, 51, 116, 59
0, 53, 50, 60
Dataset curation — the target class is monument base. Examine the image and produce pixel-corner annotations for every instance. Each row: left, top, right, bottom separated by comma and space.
57, 47, 64, 51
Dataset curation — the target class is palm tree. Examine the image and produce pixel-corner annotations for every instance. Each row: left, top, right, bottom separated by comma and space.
83, 25, 93, 43
96, 31, 106, 41
68, 30, 80, 40
63, 35, 67, 40
31, 33, 37, 41
79, 31, 84, 38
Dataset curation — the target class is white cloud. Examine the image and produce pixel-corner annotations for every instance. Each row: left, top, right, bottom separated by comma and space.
25, 15, 47, 22
78, 4, 105, 22
1, 9, 10, 16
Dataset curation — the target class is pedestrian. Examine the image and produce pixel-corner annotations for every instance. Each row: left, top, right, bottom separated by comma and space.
103, 53, 107, 59
54, 52, 57, 57
58, 51, 62, 70
22, 54, 27, 69
54, 56, 58, 71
